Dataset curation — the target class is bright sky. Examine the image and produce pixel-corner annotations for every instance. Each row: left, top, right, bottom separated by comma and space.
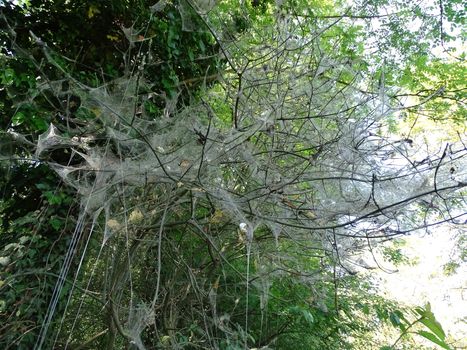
366, 4, 466, 345
375, 227, 466, 347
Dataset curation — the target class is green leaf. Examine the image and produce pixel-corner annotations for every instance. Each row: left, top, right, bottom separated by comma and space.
50, 217, 64, 231
389, 310, 403, 327
31, 115, 48, 132
198, 39, 206, 53
188, 49, 195, 62
288, 306, 314, 325
416, 303, 446, 340
11, 112, 25, 126
419, 317, 446, 341
1, 68, 15, 85
35, 183, 49, 190
361, 304, 370, 315
417, 331, 451, 350
301, 310, 314, 324
0, 300, 6, 313
44, 191, 65, 205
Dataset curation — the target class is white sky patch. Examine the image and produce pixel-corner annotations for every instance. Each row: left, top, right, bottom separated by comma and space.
374, 228, 466, 345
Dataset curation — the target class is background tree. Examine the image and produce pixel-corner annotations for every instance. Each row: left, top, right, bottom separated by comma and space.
0, 1, 220, 348
1, 0, 465, 349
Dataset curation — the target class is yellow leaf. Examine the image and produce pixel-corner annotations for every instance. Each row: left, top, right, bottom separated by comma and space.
212, 276, 220, 290
128, 209, 143, 224
161, 335, 170, 345
106, 34, 119, 42
303, 211, 317, 219
210, 209, 225, 224
87, 5, 100, 19
90, 107, 102, 117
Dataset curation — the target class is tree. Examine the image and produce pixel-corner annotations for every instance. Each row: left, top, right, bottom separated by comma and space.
1, 0, 465, 349
0, 1, 220, 348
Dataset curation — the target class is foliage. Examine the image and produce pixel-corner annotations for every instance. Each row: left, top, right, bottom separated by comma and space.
382, 303, 453, 350
0, 164, 75, 349
0, 0, 465, 349
0, 0, 221, 348
380, 239, 416, 267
